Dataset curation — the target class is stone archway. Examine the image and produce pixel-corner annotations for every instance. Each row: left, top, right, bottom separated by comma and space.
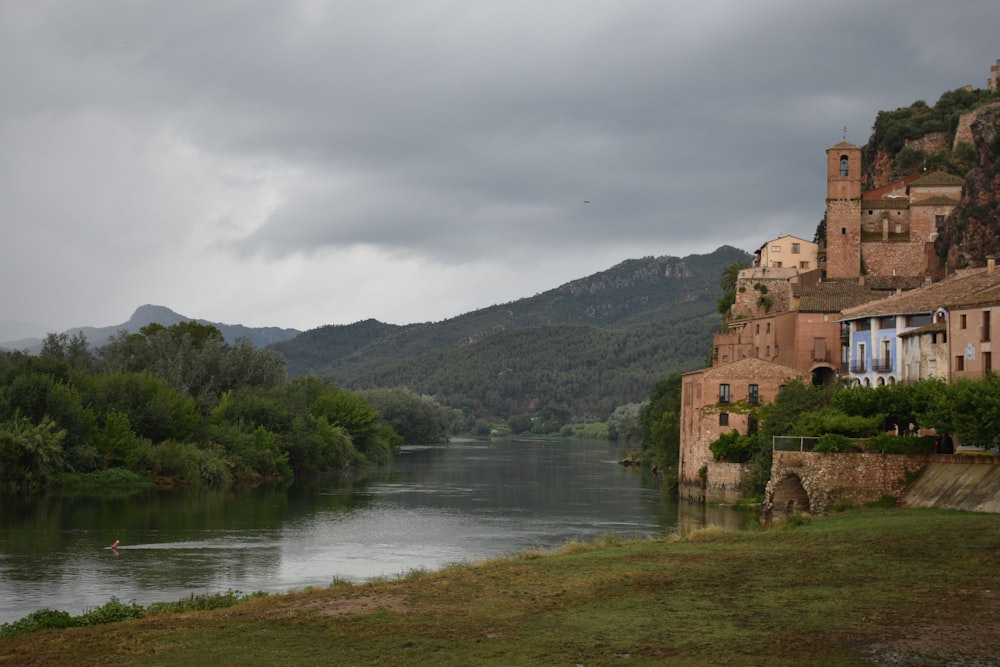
811, 365, 837, 386
771, 474, 811, 515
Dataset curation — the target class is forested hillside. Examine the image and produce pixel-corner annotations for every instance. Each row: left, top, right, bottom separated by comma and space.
271, 246, 751, 423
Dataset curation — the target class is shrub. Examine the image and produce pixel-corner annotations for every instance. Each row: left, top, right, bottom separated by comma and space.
0, 609, 75, 639
78, 597, 145, 626
866, 433, 935, 454
813, 433, 854, 453
709, 430, 761, 463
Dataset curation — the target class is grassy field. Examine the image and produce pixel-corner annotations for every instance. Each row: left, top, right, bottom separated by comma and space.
2, 508, 999, 666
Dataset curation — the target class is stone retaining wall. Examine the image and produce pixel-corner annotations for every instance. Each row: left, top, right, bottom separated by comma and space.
764, 451, 932, 516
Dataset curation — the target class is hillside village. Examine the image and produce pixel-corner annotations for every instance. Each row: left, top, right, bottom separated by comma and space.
679, 60, 1000, 508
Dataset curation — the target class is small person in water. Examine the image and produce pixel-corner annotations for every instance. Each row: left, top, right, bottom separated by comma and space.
110, 539, 120, 556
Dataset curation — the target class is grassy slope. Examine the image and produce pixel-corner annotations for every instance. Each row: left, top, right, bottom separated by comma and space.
2, 508, 999, 666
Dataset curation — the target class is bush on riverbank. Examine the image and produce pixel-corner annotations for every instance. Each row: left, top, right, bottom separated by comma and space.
0, 591, 268, 640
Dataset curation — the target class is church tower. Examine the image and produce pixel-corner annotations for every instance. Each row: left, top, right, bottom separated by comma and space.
824, 141, 862, 279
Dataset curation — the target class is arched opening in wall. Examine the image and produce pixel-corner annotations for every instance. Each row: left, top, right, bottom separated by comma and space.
877, 376, 885, 387
772, 474, 811, 515
811, 366, 837, 386
888, 376, 896, 385
863, 377, 871, 387
840, 155, 850, 176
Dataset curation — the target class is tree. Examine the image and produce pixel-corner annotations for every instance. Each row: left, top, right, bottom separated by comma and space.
0, 416, 67, 493
717, 261, 748, 317
360, 388, 449, 445
640, 374, 682, 470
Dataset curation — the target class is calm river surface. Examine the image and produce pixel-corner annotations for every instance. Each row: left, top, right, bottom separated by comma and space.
0, 439, 748, 624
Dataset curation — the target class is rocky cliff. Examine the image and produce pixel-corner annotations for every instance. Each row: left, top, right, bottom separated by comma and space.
936, 103, 1000, 269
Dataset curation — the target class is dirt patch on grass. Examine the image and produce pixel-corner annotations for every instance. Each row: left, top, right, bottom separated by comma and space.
249, 590, 417, 618
863, 588, 1000, 665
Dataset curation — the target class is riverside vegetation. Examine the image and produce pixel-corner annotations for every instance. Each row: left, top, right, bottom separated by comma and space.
0, 322, 450, 494
2, 507, 998, 665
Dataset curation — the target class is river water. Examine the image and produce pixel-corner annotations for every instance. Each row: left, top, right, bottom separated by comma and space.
0, 439, 749, 624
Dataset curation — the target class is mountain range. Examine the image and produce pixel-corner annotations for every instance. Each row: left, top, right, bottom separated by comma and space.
275, 245, 750, 420
0, 304, 301, 354
1, 246, 750, 421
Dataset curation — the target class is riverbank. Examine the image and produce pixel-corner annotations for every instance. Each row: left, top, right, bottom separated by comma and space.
2, 508, 998, 666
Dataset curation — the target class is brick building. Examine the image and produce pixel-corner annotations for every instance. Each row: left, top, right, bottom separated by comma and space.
680, 358, 802, 502
825, 141, 961, 282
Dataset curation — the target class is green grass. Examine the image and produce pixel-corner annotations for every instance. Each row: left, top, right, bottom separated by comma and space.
2, 508, 999, 665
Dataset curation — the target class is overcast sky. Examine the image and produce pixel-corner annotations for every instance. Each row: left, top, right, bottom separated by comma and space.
2, 1, 998, 337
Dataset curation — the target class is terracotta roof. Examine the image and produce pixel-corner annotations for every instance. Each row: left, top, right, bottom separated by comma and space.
910, 195, 960, 206
944, 281, 1000, 308
829, 141, 859, 150
863, 275, 925, 291
794, 280, 881, 313
861, 198, 909, 209
898, 321, 946, 338
911, 171, 964, 187
688, 356, 804, 381
863, 174, 920, 199
839, 269, 1000, 320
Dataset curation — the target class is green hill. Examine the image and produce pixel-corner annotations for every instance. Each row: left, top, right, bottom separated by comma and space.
270, 246, 751, 421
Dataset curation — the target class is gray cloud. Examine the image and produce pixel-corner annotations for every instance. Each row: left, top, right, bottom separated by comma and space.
2, 0, 998, 334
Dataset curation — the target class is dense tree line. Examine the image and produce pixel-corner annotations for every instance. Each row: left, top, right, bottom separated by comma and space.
346, 318, 718, 427
0, 323, 449, 495
638, 373, 682, 485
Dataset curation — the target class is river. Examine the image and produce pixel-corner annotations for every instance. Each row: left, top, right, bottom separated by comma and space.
0, 438, 750, 624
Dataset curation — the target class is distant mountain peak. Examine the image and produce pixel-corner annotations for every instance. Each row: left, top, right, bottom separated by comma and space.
129, 304, 187, 327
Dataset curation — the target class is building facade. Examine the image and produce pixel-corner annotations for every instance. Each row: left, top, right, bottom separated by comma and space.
680, 358, 801, 501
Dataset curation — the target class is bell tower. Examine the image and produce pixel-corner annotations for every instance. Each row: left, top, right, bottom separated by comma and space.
824, 141, 862, 279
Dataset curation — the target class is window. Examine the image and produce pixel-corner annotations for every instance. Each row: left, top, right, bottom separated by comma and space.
747, 416, 758, 436
986, 352, 993, 375
840, 155, 849, 176
841, 227, 846, 235
791, 243, 801, 254
983, 311, 991, 342
719, 413, 729, 427
774, 261, 783, 268
755, 323, 760, 334
956, 355, 965, 371
961, 314, 967, 330
908, 314, 931, 327
748, 384, 759, 406
719, 384, 730, 404
855, 320, 871, 332
771, 245, 781, 252
766, 322, 771, 333
800, 261, 809, 269
813, 337, 827, 361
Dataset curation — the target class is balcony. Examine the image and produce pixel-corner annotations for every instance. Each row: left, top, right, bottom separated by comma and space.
872, 357, 892, 372
849, 361, 867, 374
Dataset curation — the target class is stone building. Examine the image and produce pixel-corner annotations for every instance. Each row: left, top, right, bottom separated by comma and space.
679, 357, 801, 502
824, 141, 962, 282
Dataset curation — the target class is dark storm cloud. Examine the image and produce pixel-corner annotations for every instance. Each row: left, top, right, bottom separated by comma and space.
1, 1, 997, 333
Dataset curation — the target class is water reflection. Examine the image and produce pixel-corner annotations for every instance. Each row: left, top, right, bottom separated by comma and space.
0, 439, 745, 624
